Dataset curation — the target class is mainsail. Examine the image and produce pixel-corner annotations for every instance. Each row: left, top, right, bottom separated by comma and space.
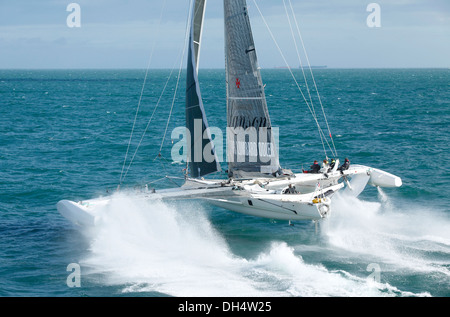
186, 0, 221, 177
224, 0, 280, 178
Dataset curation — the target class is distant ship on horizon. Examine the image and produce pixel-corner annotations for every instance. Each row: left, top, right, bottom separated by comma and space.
302, 65, 327, 69
273, 65, 328, 69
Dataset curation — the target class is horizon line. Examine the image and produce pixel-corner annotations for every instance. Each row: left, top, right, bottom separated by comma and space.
0, 67, 449, 71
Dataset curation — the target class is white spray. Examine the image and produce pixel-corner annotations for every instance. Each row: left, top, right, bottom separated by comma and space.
77, 191, 445, 296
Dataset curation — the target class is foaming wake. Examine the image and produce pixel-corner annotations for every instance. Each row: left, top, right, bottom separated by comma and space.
80, 192, 265, 296
321, 190, 450, 284
75, 191, 440, 297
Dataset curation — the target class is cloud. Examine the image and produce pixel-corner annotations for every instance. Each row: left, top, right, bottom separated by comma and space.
0, 0, 448, 68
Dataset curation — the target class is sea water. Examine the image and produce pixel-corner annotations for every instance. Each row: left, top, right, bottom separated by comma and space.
0, 68, 449, 297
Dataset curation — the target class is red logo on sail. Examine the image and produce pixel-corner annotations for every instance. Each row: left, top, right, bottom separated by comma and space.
235, 78, 241, 89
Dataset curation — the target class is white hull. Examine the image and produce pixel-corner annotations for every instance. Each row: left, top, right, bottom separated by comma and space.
57, 199, 100, 227
57, 163, 401, 226
56, 184, 339, 225
204, 186, 341, 221
205, 198, 324, 221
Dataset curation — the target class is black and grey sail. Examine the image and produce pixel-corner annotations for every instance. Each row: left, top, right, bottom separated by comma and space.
186, 0, 221, 177
224, 0, 280, 178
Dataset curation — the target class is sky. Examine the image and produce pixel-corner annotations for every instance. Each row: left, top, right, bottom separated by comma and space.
0, 0, 448, 69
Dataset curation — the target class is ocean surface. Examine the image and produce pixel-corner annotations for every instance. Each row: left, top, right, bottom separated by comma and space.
0, 68, 449, 297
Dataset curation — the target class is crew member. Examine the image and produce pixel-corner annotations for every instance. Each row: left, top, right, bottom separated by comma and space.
338, 158, 350, 174
329, 158, 336, 171
285, 184, 297, 194
303, 160, 320, 173
320, 159, 329, 173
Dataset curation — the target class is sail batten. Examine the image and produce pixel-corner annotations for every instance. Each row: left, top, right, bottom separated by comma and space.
224, 0, 280, 178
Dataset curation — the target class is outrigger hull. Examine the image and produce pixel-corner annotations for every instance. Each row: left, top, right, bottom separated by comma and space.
57, 178, 344, 225
56, 163, 401, 226
56, 192, 331, 225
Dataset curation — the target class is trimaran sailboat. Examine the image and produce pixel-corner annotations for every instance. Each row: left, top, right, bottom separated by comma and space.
57, 0, 401, 227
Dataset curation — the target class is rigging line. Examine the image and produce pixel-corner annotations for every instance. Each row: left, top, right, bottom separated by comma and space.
156, 154, 183, 188
165, 175, 183, 188
282, 0, 327, 157
282, 0, 336, 159
158, 0, 194, 156
119, 0, 168, 186
122, 58, 180, 181
282, 0, 317, 124
251, 0, 330, 157
147, 177, 169, 185
288, 0, 338, 158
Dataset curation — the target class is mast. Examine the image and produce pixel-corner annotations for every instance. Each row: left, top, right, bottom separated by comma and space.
224, 0, 281, 178
186, 0, 221, 178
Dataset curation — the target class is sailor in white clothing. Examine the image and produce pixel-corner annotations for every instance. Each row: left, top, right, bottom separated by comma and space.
320, 159, 329, 173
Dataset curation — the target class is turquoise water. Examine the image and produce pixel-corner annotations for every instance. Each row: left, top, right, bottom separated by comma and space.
0, 68, 449, 297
